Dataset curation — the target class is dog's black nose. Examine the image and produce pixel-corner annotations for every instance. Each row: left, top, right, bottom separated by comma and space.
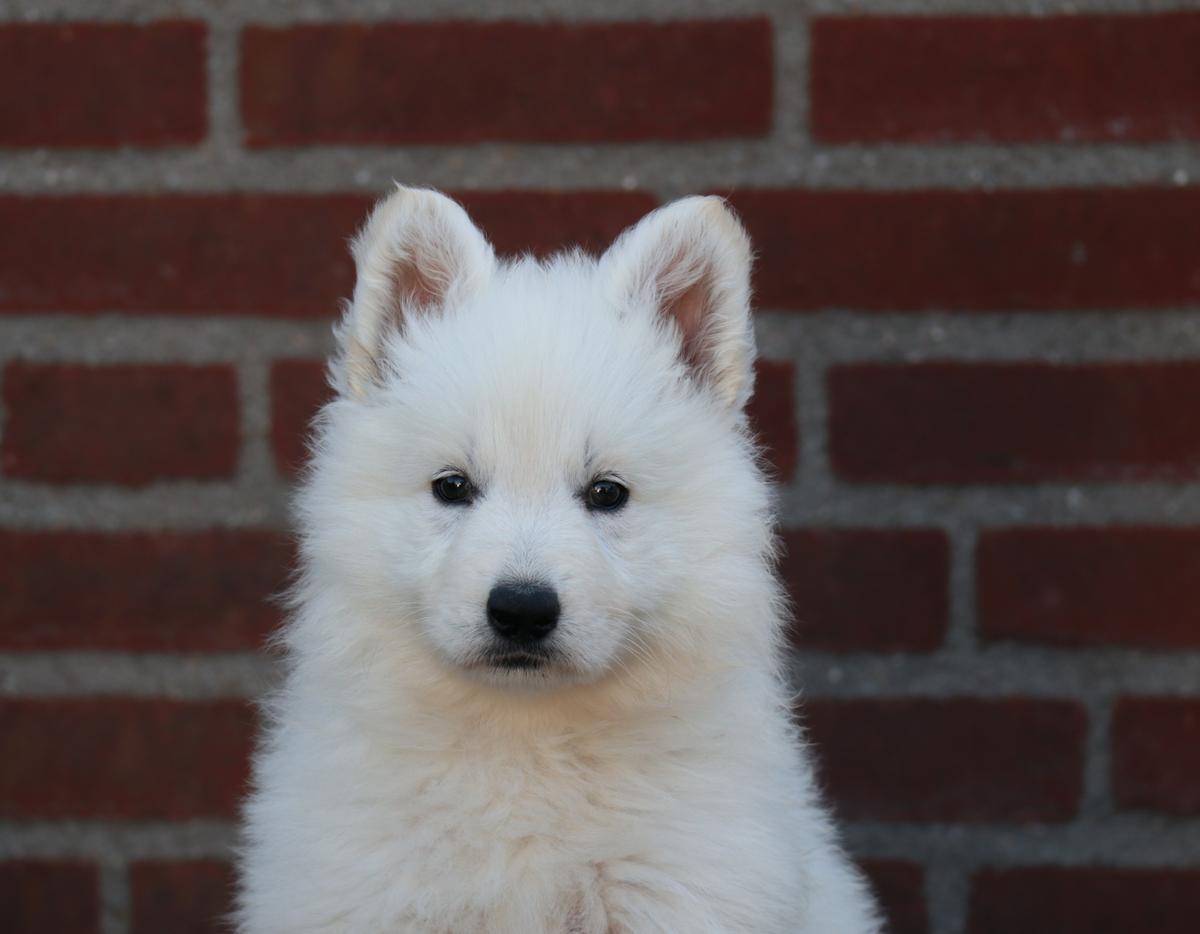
487, 582, 560, 645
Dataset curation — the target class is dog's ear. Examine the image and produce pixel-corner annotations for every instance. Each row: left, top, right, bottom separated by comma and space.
335, 186, 496, 396
601, 196, 755, 412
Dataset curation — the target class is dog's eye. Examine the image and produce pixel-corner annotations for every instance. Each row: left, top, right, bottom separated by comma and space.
585, 479, 628, 511
433, 473, 473, 505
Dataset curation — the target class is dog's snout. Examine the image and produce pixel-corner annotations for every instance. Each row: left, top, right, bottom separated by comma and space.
487, 582, 560, 644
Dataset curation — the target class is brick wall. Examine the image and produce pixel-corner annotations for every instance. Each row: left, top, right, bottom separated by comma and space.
2, 3, 1198, 932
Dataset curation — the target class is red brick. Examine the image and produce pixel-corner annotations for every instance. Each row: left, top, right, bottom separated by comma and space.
802, 699, 1086, 822
859, 860, 928, 934
0, 530, 287, 651
969, 866, 1200, 934
0, 22, 206, 147
748, 359, 797, 480
2, 363, 238, 485
131, 861, 233, 934
1113, 698, 1200, 815
979, 528, 1200, 648
728, 188, 1200, 312
782, 530, 948, 651
271, 360, 330, 476
0, 192, 655, 316
241, 20, 771, 145
0, 699, 253, 819
811, 14, 1200, 144
829, 363, 1200, 484
0, 861, 99, 934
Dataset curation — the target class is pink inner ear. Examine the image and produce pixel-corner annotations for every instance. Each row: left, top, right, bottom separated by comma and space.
662, 271, 713, 375
389, 256, 443, 312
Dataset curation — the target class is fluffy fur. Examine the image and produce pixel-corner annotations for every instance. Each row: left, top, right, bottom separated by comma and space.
237, 187, 880, 933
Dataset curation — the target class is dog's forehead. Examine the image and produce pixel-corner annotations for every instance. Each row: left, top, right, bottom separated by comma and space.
396, 265, 681, 478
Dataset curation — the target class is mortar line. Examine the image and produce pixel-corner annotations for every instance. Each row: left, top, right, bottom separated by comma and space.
99, 860, 130, 934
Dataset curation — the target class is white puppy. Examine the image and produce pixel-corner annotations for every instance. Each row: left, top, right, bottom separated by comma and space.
237, 187, 880, 933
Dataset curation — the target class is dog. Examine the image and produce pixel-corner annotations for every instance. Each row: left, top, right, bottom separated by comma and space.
236, 186, 880, 933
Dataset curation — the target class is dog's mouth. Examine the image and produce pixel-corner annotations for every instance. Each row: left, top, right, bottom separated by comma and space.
469, 643, 562, 675
488, 653, 548, 670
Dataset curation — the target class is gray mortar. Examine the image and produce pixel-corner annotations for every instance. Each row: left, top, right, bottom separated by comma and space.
3, 1, 1200, 931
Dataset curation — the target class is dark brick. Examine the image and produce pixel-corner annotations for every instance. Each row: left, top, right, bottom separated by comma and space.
0, 700, 253, 820
811, 14, 1200, 143
969, 866, 1200, 934
0, 861, 99, 934
979, 528, 1200, 647
271, 360, 330, 476
130, 861, 234, 934
748, 359, 798, 481
2, 363, 238, 485
0, 530, 288, 651
728, 188, 1200, 312
1113, 698, 1200, 815
860, 860, 928, 934
782, 529, 949, 651
0, 22, 206, 147
0, 192, 655, 316
803, 699, 1086, 822
241, 20, 771, 145
829, 363, 1200, 483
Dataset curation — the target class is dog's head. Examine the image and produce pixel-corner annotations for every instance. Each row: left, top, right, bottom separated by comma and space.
296, 187, 779, 697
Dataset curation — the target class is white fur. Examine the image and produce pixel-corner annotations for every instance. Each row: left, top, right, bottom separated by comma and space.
237, 187, 881, 933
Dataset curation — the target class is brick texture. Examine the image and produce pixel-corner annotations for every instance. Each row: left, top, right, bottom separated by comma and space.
730, 187, 1200, 312
1113, 698, 1200, 815
5, 5, 1200, 932
803, 699, 1086, 822
969, 867, 1200, 934
860, 860, 928, 934
0, 530, 287, 651
241, 20, 772, 145
0, 699, 253, 819
2, 363, 239, 485
270, 360, 330, 476
130, 861, 234, 934
0, 192, 654, 316
811, 14, 1200, 144
829, 363, 1200, 484
979, 528, 1200, 647
748, 359, 798, 480
781, 529, 949, 651
0, 22, 206, 147
0, 861, 99, 934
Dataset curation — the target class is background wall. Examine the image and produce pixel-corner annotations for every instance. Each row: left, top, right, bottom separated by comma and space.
2, 1, 1199, 932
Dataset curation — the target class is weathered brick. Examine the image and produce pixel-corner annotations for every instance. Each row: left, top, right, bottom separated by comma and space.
0, 530, 287, 651
860, 860, 928, 934
271, 360, 330, 476
811, 13, 1200, 144
1113, 698, 1200, 815
803, 699, 1086, 822
969, 866, 1200, 934
2, 363, 238, 485
0, 192, 655, 316
130, 861, 234, 934
829, 363, 1200, 483
241, 20, 771, 145
0, 861, 99, 934
748, 359, 798, 481
0, 700, 253, 819
782, 529, 948, 651
0, 22, 206, 147
979, 528, 1200, 647
729, 188, 1200, 311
